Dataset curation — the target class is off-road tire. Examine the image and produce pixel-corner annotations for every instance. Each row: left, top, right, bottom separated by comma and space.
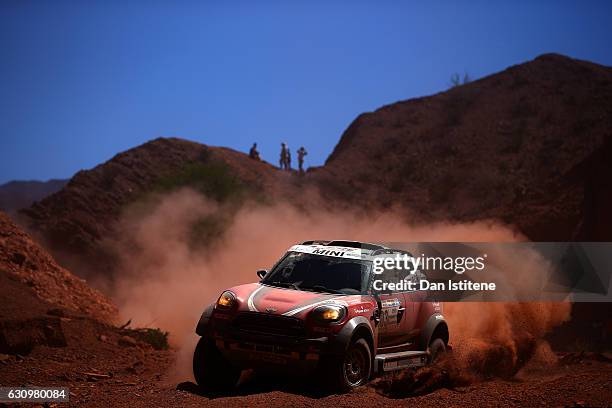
323, 337, 372, 392
428, 337, 447, 363
193, 337, 240, 392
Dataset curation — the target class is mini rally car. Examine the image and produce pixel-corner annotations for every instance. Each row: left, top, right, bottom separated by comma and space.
193, 240, 449, 392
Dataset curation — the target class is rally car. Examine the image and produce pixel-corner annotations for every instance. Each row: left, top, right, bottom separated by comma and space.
193, 240, 449, 392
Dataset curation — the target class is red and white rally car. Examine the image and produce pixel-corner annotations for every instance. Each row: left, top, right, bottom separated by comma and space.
193, 240, 449, 392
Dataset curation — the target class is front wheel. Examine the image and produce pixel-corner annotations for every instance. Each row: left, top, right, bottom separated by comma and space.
193, 337, 241, 392
323, 337, 372, 392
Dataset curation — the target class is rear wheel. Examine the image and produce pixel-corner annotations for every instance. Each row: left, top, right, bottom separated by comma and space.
193, 337, 241, 392
428, 337, 447, 363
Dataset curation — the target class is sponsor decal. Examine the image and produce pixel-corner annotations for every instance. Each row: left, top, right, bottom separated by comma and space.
312, 248, 348, 257
381, 298, 401, 308
381, 298, 401, 325
383, 355, 427, 371
288, 245, 368, 260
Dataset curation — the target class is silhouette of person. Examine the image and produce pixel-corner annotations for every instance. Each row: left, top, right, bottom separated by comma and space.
249, 143, 260, 160
286, 148, 292, 170
280, 143, 288, 169
297, 146, 308, 172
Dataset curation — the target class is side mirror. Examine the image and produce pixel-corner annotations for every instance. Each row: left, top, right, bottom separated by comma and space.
256, 269, 268, 279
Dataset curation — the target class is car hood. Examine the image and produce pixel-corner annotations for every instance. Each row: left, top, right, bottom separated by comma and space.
227, 283, 349, 318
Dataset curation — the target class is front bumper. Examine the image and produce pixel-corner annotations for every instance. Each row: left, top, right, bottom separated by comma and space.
200, 310, 340, 371
214, 336, 327, 372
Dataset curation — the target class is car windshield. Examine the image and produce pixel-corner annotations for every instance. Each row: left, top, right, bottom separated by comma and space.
262, 252, 370, 294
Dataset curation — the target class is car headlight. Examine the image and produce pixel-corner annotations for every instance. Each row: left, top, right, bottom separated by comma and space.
216, 291, 237, 309
310, 304, 346, 323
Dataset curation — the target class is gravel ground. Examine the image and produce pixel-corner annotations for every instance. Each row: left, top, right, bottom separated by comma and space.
1, 319, 610, 408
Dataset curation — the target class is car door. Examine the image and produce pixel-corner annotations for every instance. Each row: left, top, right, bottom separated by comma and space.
401, 282, 424, 342
402, 269, 428, 342
377, 292, 405, 347
374, 264, 412, 348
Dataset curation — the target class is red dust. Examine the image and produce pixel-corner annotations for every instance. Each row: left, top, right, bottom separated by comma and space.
105, 189, 569, 384
375, 302, 571, 397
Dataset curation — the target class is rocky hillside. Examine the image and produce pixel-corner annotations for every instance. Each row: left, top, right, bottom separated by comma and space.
18, 54, 612, 283
0, 179, 67, 216
0, 211, 117, 323
21, 138, 283, 278
318, 53, 612, 241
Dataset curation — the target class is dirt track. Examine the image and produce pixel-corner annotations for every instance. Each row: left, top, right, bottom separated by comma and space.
2, 326, 611, 408
2, 209, 611, 407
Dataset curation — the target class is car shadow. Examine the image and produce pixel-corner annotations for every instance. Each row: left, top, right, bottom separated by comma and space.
176, 371, 335, 399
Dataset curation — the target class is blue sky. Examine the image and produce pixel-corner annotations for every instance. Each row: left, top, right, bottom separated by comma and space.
1, 1, 611, 183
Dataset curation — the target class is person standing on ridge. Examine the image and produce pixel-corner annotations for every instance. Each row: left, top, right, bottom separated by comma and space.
286, 147, 292, 170
297, 146, 308, 173
280, 143, 288, 170
249, 143, 260, 160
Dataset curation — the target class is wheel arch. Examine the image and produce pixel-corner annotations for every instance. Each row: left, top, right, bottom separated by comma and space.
420, 313, 449, 348
333, 316, 375, 355
195, 304, 215, 337
350, 324, 375, 357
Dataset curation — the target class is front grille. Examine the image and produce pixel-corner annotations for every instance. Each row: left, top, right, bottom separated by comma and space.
232, 312, 306, 338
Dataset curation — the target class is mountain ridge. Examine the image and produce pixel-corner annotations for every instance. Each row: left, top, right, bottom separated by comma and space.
0, 179, 68, 215
317, 53, 612, 240
18, 53, 612, 282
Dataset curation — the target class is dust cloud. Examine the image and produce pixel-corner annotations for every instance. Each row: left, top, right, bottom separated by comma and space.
445, 302, 570, 378
108, 188, 568, 382
374, 301, 570, 398
443, 245, 571, 379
